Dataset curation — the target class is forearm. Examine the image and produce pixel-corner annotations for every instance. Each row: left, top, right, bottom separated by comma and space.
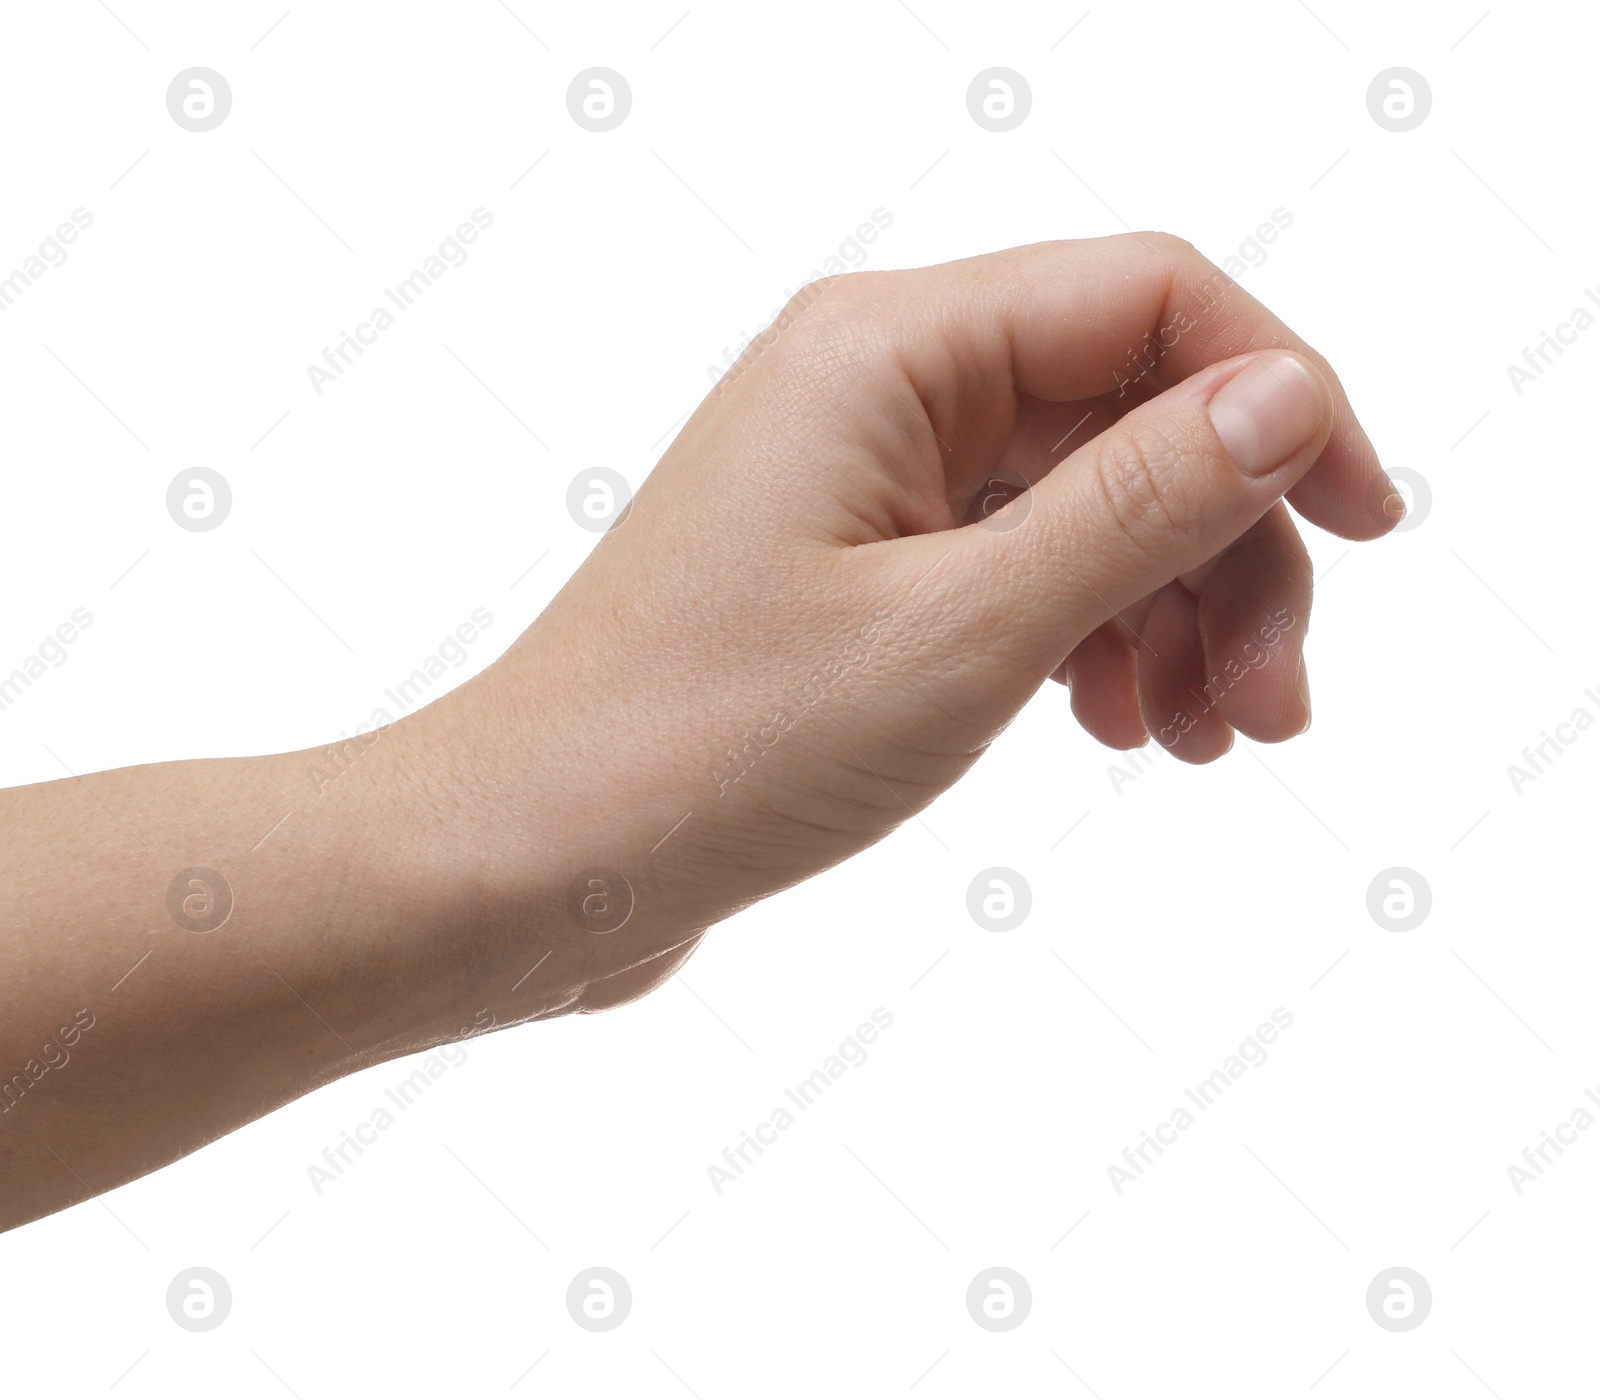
0, 667, 591, 1230
0, 585, 790, 1233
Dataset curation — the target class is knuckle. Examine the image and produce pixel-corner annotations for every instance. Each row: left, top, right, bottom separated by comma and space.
1140, 229, 1201, 262
784, 270, 886, 332
1139, 230, 1225, 300
755, 270, 921, 392
715, 275, 884, 392
772, 273, 893, 374
1088, 423, 1200, 560
1286, 542, 1314, 598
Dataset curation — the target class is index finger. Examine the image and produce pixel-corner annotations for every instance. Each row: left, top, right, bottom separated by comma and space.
895, 232, 1397, 541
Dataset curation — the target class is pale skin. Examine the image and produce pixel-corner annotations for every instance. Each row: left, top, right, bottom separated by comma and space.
0, 234, 1400, 1231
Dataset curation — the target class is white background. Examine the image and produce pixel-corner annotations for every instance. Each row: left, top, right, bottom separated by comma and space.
1, 1, 1594, 1394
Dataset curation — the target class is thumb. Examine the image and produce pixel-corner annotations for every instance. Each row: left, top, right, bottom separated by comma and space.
995, 349, 1333, 660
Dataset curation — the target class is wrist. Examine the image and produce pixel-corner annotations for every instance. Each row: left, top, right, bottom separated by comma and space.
358, 655, 702, 1046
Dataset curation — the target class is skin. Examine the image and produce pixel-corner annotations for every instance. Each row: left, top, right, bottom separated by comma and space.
0, 233, 1399, 1232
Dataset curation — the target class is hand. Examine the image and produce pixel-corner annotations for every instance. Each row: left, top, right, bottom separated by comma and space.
442, 232, 1399, 1014
0, 232, 1399, 1229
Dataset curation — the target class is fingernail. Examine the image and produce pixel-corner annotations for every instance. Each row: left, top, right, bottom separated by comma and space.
1208, 352, 1327, 477
1295, 655, 1312, 734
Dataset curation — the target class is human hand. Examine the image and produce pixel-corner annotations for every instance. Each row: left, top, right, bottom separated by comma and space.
0, 233, 1400, 1229
436, 232, 1400, 1014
